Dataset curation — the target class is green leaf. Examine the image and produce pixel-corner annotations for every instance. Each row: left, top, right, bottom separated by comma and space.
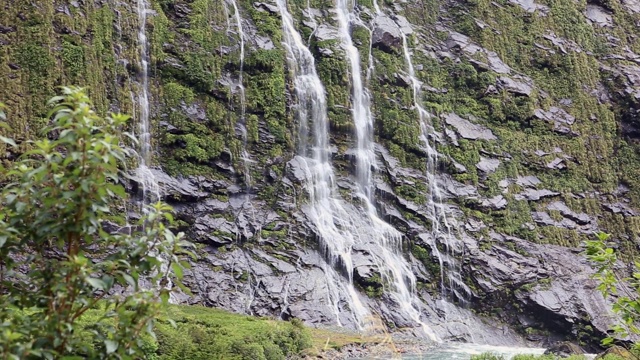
171, 262, 183, 279
104, 340, 118, 354
0, 135, 16, 147
86, 277, 106, 291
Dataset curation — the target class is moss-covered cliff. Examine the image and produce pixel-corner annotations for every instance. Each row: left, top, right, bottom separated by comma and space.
1, 0, 639, 349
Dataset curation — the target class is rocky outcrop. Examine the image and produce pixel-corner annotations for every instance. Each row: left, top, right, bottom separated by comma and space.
372, 16, 403, 53
444, 113, 497, 141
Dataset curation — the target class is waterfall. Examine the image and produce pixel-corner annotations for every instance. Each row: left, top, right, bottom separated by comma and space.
335, 0, 438, 341
134, 0, 159, 202
134, 0, 175, 300
275, 0, 370, 327
394, 20, 472, 307
226, 0, 253, 187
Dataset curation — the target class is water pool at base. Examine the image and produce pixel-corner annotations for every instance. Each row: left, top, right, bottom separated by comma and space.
357, 343, 548, 360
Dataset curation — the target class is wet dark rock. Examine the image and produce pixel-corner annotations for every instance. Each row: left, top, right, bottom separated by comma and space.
173, 3, 191, 18
544, 342, 585, 356
476, 157, 501, 174
515, 188, 559, 201
193, 215, 236, 245
507, 0, 549, 13
497, 76, 534, 96
472, 233, 617, 343
546, 157, 567, 170
603, 202, 638, 216
285, 156, 310, 184
534, 107, 577, 135
0, 26, 15, 34
444, 113, 497, 141
585, 5, 613, 27
547, 201, 592, 225
150, 169, 208, 201
372, 16, 403, 53
254, 2, 278, 14
159, 121, 179, 134
481, 195, 507, 210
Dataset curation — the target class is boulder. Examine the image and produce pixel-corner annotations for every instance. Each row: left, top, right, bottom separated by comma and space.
507, 0, 549, 13
497, 76, 534, 96
444, 113, 497, 141
285, 156, 311, 184
481, 195, 508, 210
622, 0, 640, 13
254, 2, 278, 14
476, 157, 501, 174
595, 345, 635, 359
544, 342, 585, 356
534, 107, 578, 135
371, 16, 403, 53
515, 188, 559, 201
585, 5, 613, 27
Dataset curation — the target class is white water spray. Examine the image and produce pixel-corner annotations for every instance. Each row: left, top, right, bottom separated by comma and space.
135, 0, 176, 300
335, 0, 438, 341
134, 0, 160, 203
227, 0, 253, 187
275, 0, 370, 327
396, 23, 472, 307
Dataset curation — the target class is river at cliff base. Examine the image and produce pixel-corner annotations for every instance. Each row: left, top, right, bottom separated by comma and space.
354, 343, 548, 360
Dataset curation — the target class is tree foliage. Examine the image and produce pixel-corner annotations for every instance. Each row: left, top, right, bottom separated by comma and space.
586, 232, 640, 350
0, 87, 192, 359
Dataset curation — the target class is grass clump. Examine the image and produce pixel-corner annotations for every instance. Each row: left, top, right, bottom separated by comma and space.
71, 304, 312, 359
152, 305, 311, 360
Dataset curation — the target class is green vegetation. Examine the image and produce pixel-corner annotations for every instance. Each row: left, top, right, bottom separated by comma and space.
471, 350, 639, 360
151, 305, 311, 360
0, 89, 316, 359
0, 88, 192, 358
586, 232, 640, 351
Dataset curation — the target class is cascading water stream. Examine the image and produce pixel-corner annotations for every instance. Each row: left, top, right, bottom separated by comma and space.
382, 19, 477, 342
135, 0, 159, 202
395, 24, 472, 306
227, 0, 253, 187
275, 0, 370, 327
335, 0, 438, 341
134, 0, 175, 300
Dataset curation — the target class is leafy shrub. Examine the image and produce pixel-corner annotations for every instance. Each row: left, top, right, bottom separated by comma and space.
0, 87, 191, 358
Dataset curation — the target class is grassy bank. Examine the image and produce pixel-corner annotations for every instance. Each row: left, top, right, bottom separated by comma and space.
75, 305, 312, 359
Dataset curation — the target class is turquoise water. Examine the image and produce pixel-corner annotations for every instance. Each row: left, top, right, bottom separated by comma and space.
358, 343, 547, 360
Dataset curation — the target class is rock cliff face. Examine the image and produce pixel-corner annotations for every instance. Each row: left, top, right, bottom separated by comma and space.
1, 0, 640, 349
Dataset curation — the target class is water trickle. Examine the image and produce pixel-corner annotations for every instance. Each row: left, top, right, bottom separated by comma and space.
135, 0, 160, 203
226, 0, 252, 187
135, 0, 174, 300
275, 0, 370, 327
394, 18, 472, 318
335, 0, 438, 341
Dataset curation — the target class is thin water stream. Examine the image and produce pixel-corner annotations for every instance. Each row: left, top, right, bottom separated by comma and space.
394, 20, 472, 307
227, 0, 253, 187
335, 0, 438, 341
275, 0, 370, 327
134, 0, 159, 202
